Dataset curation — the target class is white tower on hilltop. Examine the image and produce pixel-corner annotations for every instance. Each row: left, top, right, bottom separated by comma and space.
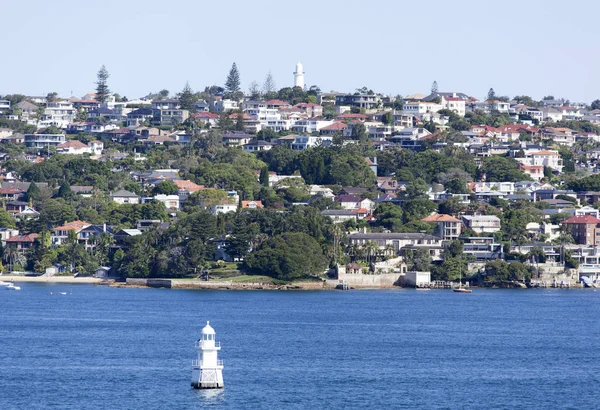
191, 321, 224, 389
294, 62, 305, 89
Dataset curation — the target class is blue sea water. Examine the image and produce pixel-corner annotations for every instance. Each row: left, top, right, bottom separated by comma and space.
1, 284, 599, 409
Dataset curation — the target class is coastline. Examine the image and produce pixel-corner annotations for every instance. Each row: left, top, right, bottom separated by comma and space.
0, 275, 103, 284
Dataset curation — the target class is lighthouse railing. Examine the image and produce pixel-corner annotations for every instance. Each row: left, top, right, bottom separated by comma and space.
195, 341, 221, 348
192, 359, 224, 367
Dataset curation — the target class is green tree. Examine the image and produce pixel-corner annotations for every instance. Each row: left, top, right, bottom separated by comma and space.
0, 208, 16, 228
95, 65, 111, 103
259, 166, 269, 187
153, 180, 178, 195
57, 181, 73, 199
26, 182, 41, 203
263, 70, 276, 99
243, 232, 328, 281
178, 81, 197, 112
225, 62, 241, 97
591, 99, 600, 110
351, 123, 368, 143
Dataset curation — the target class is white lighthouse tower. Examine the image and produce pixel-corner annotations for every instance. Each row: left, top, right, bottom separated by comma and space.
294, 62, 305, 89
191, 321, 224, 389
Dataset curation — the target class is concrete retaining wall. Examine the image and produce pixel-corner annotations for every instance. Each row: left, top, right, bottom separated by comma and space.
337, 272, 401, 288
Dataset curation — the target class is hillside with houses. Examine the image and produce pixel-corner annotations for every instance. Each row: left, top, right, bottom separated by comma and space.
2, 66, 600, 288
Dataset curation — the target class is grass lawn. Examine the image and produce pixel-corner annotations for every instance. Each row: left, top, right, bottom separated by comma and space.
218, 275, 274, 283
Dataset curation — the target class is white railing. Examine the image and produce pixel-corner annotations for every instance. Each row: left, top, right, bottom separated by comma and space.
191, 359, 223, 367
194, 341, 221, 348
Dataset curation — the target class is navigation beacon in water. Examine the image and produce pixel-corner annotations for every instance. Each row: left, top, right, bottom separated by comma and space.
191, 321, 224, 389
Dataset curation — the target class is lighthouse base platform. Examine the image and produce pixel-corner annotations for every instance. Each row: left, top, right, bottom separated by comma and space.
191, 368, 224, 389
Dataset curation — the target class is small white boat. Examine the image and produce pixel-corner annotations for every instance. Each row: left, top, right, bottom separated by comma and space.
59, 292, 67, 295
0, 281, 11, 287
6, 283, 21, 291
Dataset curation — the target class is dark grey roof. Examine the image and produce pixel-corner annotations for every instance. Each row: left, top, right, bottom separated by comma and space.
110, 189, 138, 197
321, 210, 356, 216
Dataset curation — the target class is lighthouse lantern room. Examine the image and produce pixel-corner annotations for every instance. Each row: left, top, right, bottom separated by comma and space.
191, 321, 224, 389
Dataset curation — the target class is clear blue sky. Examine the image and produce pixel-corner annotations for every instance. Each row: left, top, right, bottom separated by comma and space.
2, 0, 598, 102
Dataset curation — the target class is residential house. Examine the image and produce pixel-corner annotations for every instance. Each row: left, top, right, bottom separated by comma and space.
294, 103, 323, 117
56, 140, 93, 155
319, 122, 347, 135
515, 149, 563, 173
461, 215, 501, 234
153, 194, 180, 210
461, 237, 503, 261
402, 101, 442, 118
0, 100, 10, 114
5, 200, 29, 216
16, 100, 38, 121
113, 229, 142, 246
243, 140, 273, 152
348, 232, 444, 259
520, 165, 544, 181
421, 213, 462, 240
51, 221, 91, 246
290, 135, 332, 151
209, 199, 238, 214
110, 189, 140, 204
24, 133, 66, 149
0, 227, 19, 245
222, 132, 254, 147
126, 108, 154, 127
291, 119, 334, 134
193, 112, 219, 127
388, 127, 432, 150
335, 94, 380, 110
5, 233, 38, 255
321, 209, 357, 223
0, 187, 26, 201
241, 200, 264, 209
41, 100, 76, 127
561, 215, 600, 246
335, 194, 373, 211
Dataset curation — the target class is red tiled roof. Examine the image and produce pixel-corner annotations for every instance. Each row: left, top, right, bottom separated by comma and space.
57, 140, 88, 149
241, 200, 264, 208
421, 213, 461, 223
52, 220, 91, 231
562, 215, 600, 224
320, 122, 347, 131
531, 150, 559, 156
265, 99, 289, 106
173, 180, 205, 193
6, 233, 38, 243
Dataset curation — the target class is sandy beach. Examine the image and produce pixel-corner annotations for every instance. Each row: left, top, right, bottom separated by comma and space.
0, 275, 104, 284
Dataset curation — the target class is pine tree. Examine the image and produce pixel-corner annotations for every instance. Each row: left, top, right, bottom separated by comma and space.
235, 111, 245, 131
487, 88, 496, 101
431, 80, 438, 94
259, 166, 269, 187
95, 65, 111, 103
178, 81, 196, 112
263, 70, 276, 98
58, 181, 72, 199
225, 62, 241, 96
26, 182, 41, 203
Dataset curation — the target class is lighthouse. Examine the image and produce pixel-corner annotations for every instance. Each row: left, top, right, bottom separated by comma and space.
294, 62, 305, 89
191, 321, 224, 389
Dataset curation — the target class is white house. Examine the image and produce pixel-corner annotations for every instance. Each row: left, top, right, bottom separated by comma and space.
24, 134, 66, 149
290, 135, 332, 151
110, 189, 140, 204
153, 194, 180, 210
461, 215, 501, 234
515, 150, 563, 173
